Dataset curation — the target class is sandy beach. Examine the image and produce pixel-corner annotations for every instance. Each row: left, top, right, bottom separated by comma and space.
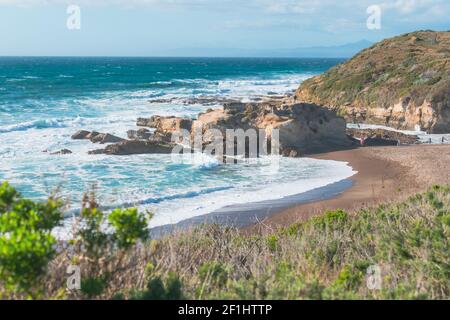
253, 144, 450, 230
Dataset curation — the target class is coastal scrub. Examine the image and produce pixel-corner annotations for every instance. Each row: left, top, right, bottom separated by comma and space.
0, 182, 448, 300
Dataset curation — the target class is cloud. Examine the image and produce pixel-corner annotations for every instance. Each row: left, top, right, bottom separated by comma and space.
1, 0, 449, 25
0, 0, 208, 7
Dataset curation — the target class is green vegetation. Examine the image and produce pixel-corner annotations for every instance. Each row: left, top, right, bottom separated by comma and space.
296, 31, 450, 132
0, 181, 449, 300
0, 182, 150, 299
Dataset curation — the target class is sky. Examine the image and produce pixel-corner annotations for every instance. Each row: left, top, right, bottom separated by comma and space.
0, 0, 449, 56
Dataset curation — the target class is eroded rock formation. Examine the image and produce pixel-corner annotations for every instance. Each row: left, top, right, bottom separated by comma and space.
295, 31, 450, 133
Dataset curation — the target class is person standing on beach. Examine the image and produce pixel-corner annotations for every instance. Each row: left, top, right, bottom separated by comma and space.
360, 136, 366, 147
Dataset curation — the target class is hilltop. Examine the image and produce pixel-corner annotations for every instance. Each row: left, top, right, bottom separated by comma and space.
295, 31, 450, 133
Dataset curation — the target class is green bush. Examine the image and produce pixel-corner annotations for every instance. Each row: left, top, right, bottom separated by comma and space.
0, 182, 152, 299
132, 273, 183, 300
109, 208, 150, 249
0, 182, 63, 297
73, 195, 151, 298
81, 276, 107, 299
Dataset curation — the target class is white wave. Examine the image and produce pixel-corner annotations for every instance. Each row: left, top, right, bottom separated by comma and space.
6, 78, 26, 82
145, 157, 356, 228
1, 70, 330, 240
0, 118, 68, 133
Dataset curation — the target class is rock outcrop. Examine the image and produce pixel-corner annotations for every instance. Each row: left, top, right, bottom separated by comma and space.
192, 102, 352, 155
137, 116, 193, 134
346, 128, 419, 145
295, 31, 450, 133
137, 116, 193, 143
88, 140, 175, 156
71, 130, 125, 144
71, 130, 90, 140
75, 101, 354, 156
127, 128, 152, 140
90, 132, 125, 144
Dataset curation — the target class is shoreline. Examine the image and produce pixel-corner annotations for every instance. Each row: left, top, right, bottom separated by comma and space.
250, 144, 450, 231
150, 144, 450, 237
149, 178, 353, 238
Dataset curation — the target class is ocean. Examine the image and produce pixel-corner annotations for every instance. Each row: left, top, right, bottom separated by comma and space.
0, 57, 356, 229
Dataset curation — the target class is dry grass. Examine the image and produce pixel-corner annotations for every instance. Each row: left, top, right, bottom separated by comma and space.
36, 185, 449, 300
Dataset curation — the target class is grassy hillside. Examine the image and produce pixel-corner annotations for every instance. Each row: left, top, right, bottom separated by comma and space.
295, 31, 450, 133
0, 183, 449, 300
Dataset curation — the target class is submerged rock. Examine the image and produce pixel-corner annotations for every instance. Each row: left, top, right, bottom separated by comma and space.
50, 149, 73, 155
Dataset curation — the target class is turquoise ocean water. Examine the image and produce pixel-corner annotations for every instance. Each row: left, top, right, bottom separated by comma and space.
0, 57, 356, 229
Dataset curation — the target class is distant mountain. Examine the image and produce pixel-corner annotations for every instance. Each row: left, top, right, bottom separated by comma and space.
156, 40, 373, 58
274, 40, 374, 58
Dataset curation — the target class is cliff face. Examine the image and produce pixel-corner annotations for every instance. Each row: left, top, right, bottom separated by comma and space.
191, 102, 352, 155
295, 31, 450, 133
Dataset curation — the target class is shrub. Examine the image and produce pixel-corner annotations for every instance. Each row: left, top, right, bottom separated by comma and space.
72, 193, 151, 298
0, 182, 152, 299
0, 182, 63, 298
132, 273, 183, 300
108, 208, 150, 249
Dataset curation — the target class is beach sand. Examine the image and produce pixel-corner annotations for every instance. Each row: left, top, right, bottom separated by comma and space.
250, 144, 450, 231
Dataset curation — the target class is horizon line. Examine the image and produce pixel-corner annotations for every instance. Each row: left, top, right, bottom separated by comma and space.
0, 55, 350, 59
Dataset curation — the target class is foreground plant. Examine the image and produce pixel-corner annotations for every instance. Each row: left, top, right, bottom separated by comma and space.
0, 182, 63, 298
142, 185, 449, 300
70, 193, 152, 299
0, 182, 152, 299
1, 182, 449, 300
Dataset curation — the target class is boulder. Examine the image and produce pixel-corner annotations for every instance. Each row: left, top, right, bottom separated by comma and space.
87, 132, 124, 144
136, 117, 156, 127
98, 133, 125, 144
127, 128, 152, 140
71, 130, 90, 140
137, 116, 193, 136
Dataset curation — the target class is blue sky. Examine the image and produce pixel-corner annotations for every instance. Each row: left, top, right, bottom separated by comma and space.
0, 0, 449, 56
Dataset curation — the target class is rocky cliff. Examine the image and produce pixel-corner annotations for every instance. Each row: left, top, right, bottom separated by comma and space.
295, 31, 450, 133
144, 102, 352, 156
